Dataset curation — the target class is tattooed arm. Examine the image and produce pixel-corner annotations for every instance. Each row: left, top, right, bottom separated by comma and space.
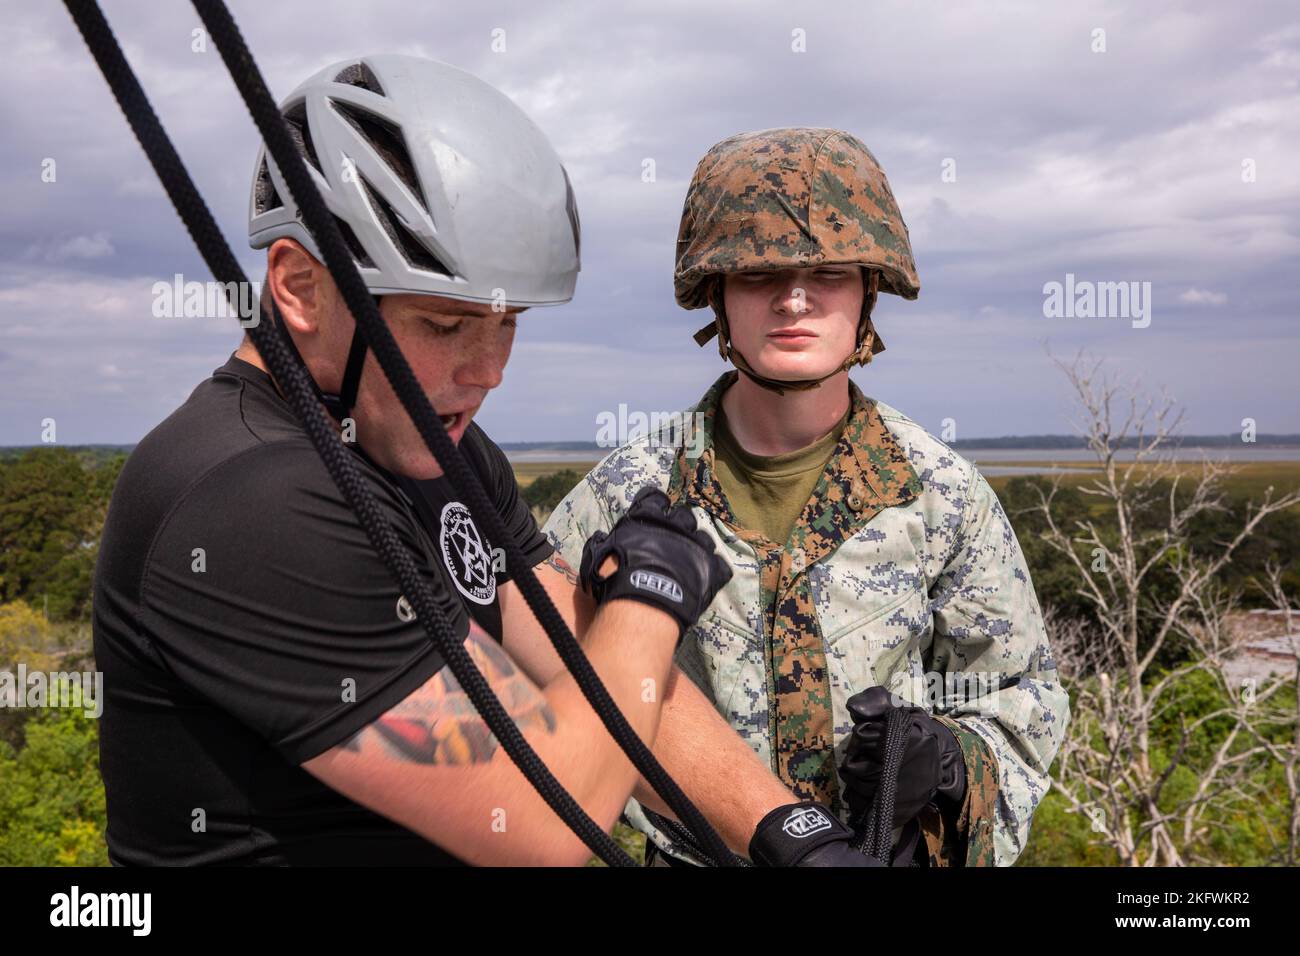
303, 596, 679, 866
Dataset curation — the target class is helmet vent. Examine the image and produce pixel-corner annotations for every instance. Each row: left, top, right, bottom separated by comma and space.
331, 99, 428, 213
359, 176, 451, 277
282, 101, 322, 175
254, 157, 283, 214
333, 213, 374, 269
332, 62, 386, 97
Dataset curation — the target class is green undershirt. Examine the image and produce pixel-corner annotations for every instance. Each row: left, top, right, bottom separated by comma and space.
712, 405, 849, 547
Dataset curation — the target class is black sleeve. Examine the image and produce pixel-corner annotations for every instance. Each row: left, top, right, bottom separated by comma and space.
464, 423, 554, 580
138, 440, 467, 764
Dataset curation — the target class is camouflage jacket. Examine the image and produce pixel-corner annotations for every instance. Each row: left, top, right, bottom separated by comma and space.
543, 372, 1069, 866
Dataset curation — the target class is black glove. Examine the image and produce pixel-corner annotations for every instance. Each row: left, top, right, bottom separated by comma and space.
579, 486, 732, 643
839, 686, 967, 831
749, 802, 885, 867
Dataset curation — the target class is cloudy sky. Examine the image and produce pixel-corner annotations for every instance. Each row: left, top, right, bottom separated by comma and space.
3, 0, 1297, 445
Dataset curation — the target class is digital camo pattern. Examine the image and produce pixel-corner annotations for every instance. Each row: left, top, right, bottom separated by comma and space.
543, 371, 1069, 866
674, 127, 921, 312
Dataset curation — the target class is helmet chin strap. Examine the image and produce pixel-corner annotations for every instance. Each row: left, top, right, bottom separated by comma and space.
691, 269, 885, 396
269, 297, 374, 424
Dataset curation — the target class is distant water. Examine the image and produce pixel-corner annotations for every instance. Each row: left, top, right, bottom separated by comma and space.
965, 447, 1300, 464
977, 465, 1089, 477
505, 445, 1300, 468
505, 450, 607, 462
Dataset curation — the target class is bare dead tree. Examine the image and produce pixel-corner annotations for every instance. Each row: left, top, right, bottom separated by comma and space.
1025, 349, 1300, 866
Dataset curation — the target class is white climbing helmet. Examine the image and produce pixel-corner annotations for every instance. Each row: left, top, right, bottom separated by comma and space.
248, 54, 581, 306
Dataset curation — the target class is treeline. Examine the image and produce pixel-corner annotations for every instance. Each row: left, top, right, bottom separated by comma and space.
0, 445, 133, 468
0, 448, 126, 622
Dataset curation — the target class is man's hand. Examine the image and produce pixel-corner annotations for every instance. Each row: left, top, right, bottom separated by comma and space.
579, 486, 732, 642
839, 687, 966, 831
748, 803, 885, 867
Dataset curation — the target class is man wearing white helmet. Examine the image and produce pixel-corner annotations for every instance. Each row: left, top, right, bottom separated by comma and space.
93, 56, 854, 867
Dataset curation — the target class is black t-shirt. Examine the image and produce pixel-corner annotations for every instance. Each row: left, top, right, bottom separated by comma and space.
92, 353, 551, 865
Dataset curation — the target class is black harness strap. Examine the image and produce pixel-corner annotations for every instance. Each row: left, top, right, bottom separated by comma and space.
269, 297, 371, 425
334, 323, 370, 423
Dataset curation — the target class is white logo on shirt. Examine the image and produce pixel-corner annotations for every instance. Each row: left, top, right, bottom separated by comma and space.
439, 501, 495, 606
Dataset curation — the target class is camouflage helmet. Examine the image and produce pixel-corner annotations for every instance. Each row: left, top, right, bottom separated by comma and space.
675, 128, 919, 393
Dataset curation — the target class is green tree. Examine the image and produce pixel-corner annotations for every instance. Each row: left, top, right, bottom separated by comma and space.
0, 448, 122, 622
523, 469, 584, 516
0, 598, 53, 668
0, 695, 108, 866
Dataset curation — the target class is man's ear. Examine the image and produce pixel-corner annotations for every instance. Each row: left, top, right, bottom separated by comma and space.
266, 238, 325, 334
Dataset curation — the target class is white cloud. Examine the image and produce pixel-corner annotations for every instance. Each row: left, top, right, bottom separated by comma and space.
1179, 288, 1229, 306
39, 232, 115, 262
